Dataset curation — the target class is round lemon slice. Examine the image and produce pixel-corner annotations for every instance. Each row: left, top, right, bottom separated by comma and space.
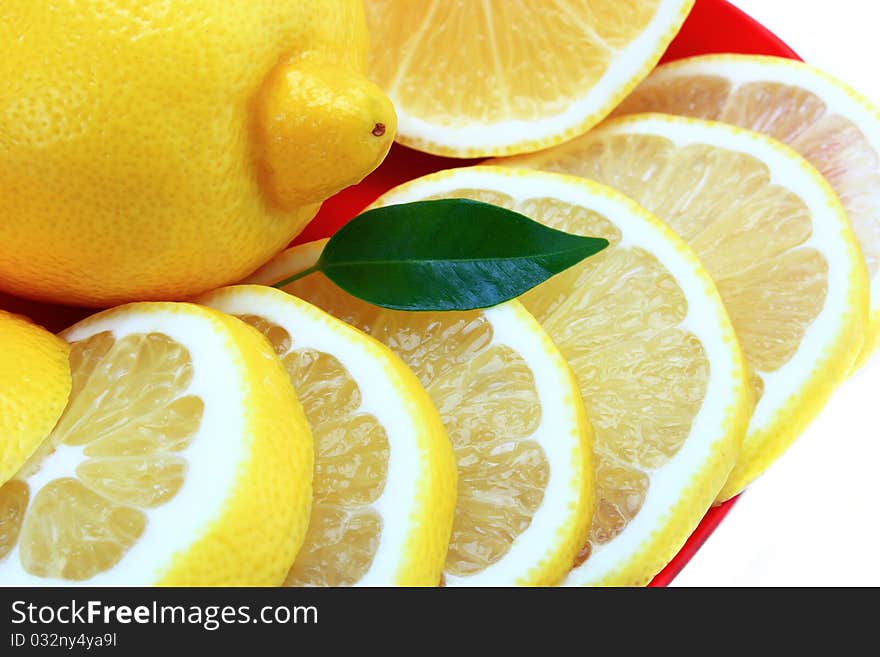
364, 0, 694, 157
503, 114, 868, 500
0, 302, 313, 585
613, 54, 880, 368
250, 166, 751, 586
199, 284, 456, 586
0, 310, 71, 486
247, 256, 592, 586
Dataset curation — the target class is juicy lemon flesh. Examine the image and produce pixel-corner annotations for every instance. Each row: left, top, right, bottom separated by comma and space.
616, 77, 880, 279
366, 0, 660, 126
238, 315, 389, 587
278, 280, 548, 577
420, 189, 709, 560
530, 135, 828, 396
0, 332, 204, 581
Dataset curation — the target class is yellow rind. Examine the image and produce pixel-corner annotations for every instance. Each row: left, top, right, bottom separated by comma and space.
61, 302, 314, 586
502, 301, 593, 586
377, 0, 695, 158
619, 53, 880, 369
861, 307, 880, 371
0, 311, 71, 486
718, 216, 867, 500
394, 369, 457, 586
593, 407, 743, 585
200, 284, 457, 586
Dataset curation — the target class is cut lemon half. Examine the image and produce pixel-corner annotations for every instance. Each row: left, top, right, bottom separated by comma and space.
251, 166, 751, 586
0, 302, 313, 585
503, 114, 868, 500
364, 0, 694, 157
0, 310, 71, 486
199, 285, 456, 586
613, 54, 880, 368
247, 255, 592, 586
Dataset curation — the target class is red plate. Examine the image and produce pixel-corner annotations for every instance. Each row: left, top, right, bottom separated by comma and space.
0, 0, 800, 585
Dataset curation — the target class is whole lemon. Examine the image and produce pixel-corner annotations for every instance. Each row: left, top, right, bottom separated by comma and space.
0, 1, 395, 306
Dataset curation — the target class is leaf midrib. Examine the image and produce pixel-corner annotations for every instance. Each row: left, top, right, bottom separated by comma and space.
323, 242, 607, 269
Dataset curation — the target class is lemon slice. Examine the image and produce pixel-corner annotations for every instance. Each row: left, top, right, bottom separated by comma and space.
613, 54, 880, 368
0, 310, 71, 486
0, 302, 313, 585
247, 255, 592, 586
251, 166, 751, 586
503, 114, 868, 500
364, 0, 694, 157
199, 285, 456, 586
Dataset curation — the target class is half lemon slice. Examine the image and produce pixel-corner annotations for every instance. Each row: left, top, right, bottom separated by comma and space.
0, 302, 312, 585
364, 0, 694, 156
200, 285, 456, 586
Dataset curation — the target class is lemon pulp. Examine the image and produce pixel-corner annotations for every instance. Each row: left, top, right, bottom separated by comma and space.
240, 315, 390, 586
0, 332, 204, 580
369, 0, 660, 126
529, 134, 827, 408
617, 73, 880, 280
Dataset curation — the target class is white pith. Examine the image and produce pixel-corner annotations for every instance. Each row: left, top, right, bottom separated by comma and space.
0, 307, 249, 586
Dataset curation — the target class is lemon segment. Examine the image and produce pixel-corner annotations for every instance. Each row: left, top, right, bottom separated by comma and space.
199, 285, 456, 586
247, 256, 593, 586
364, 0, 694, 157
0, 311, 71, 486
0, 303, 312, 585
352, 166, 750, 586
503, 115, 868, 500
613, 54, 880, 367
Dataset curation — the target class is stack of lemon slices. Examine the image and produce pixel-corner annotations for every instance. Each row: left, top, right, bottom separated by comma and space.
247, 168, 753, 585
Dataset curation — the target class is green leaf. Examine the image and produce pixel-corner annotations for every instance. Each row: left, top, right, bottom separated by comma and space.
275, 198, 609, 311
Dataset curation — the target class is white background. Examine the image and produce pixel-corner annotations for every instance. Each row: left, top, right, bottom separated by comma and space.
672, 0, 880, 586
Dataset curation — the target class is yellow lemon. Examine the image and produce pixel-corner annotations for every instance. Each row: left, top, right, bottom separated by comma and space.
0, 0, 396, 307
0, 303, 313, 585
0, 311, 71, 486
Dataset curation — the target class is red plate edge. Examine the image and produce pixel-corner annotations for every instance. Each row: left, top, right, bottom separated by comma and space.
0, 0, 802, 586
